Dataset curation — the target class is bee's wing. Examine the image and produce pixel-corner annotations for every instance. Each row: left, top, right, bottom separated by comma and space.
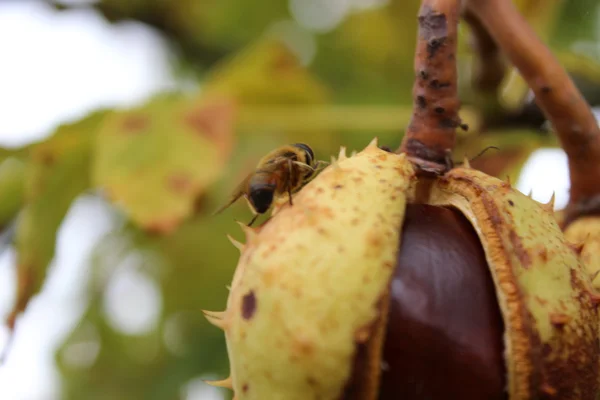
213, 157, 292, 216
212, 173, 253, 216
262, 156, 289, 167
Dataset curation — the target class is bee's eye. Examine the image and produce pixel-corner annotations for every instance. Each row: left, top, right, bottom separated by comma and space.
293, 143, 314, 165
249, 187, 274, 214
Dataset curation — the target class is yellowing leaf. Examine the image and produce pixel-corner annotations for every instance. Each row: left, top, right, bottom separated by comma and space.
92, 94, 236, 234
335, 3, 418, 69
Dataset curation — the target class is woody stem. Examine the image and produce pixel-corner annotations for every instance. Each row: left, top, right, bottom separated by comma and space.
466, 0, 600, 225
462, 10, 507, 113
398, 0, 463, 175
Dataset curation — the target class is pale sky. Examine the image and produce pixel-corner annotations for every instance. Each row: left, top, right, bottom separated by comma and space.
0, 1, 572, 400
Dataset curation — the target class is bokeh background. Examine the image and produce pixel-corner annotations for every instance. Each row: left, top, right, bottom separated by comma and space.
0, 0, 599, 399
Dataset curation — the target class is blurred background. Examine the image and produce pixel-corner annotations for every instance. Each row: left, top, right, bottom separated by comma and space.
0, 0, 599, 399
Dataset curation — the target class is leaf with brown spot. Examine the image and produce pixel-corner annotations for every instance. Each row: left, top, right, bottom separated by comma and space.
92, 94, 236, 234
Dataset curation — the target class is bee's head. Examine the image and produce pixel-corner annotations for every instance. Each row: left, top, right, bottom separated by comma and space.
248, 184, 276, 214
293, 143, 315, 166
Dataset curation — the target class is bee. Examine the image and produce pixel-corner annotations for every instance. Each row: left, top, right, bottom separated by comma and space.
213, 143, 327, 226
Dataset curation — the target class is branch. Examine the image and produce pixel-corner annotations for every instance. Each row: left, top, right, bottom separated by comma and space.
399, 0, 464, 175
462, 10, 506, 94
466, 0, 600, 226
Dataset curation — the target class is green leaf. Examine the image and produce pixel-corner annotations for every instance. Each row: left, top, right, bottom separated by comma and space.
57, 211, 242, 400
8, 111, 105, 329
0, 157, 26, 229
202, 38, 331, 105
549, 0, 600, 51
175, 0, 290, 51
309, 0, 419, 105
92, 94, 236, 234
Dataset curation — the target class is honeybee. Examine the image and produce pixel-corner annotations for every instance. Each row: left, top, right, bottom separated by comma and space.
213, 143, 327, 226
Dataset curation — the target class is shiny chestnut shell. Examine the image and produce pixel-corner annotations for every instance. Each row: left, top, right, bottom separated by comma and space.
379, 204, 507, 399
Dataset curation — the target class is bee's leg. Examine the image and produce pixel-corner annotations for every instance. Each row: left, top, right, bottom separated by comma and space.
287, 159, 294, 206
314, 160, 329, 171
247, 214, 259, 227
288, 186, 294, 206
292, 161, 314, 172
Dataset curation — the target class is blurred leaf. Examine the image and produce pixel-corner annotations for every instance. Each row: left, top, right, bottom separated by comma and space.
0, 145, 31, 164
513, 0, 566, 37
455, 130, 559, 181
57, 208, 245, 400
202, 38, 331, 105
36, 1, 600, 399
557, 52, 600, 105
88, 0, 290, 69
92, 93, 236, 234
499, 0, 567, 110
0, 157, 26, 229
550, 0, 600, 51
8, 111, 106, 329
173, 0, 290, 51
311, 0, 419, 104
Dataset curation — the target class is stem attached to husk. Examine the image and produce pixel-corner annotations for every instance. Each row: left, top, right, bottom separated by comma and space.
465, 0, 600, 226
398, 0, 464, 175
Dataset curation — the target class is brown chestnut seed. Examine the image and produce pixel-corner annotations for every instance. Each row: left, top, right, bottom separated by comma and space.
378, 204, 506, 399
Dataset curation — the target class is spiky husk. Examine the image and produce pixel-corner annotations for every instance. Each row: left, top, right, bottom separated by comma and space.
428, 168, 599, 399
207, 139, 600, 399
564, 216, 600, 290
210, 139, 417, 399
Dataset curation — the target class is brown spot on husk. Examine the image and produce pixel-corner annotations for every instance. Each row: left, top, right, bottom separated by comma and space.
549, 313, 571, 327
241, 290, 257, 320
509, 230, 532, 268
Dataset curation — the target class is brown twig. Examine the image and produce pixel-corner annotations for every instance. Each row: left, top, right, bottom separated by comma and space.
465, 0, 600, 226
461, 9, 509, 134
398, 0, 464, 175
462, 10, 506, 94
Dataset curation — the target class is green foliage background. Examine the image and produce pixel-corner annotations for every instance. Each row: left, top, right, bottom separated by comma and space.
3, 0, 600, 399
